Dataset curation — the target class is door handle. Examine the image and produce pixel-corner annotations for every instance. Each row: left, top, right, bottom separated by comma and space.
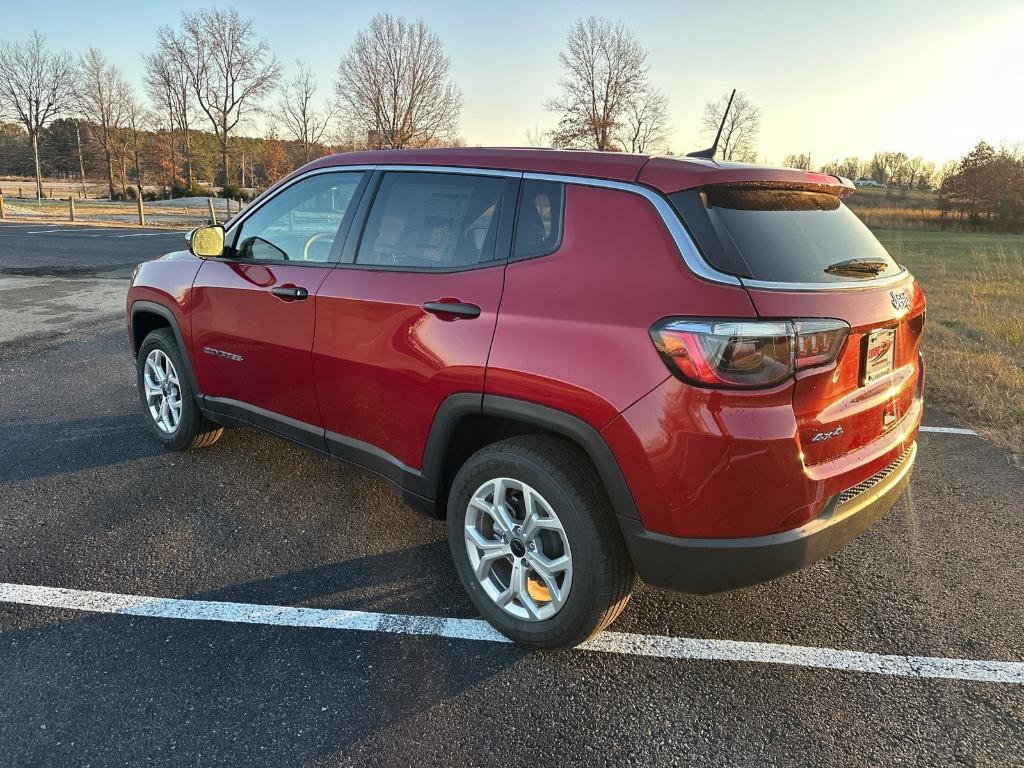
422, 300, 481, 319
271, 285, 309, 300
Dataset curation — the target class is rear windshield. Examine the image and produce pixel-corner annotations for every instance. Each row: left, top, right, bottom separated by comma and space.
670, 187, 903, 284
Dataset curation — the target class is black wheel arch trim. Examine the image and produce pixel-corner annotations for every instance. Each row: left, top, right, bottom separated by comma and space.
130, 300, 202, 398
474, 395, 640, 520
407, 392, 642, 520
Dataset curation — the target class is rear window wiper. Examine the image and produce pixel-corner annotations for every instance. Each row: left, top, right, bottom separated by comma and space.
824, 258, 889, 277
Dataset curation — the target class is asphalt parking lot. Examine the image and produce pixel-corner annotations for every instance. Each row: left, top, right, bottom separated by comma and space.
0, 224, 1022, 766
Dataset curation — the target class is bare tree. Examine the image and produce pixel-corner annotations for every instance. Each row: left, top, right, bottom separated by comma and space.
123, 96, 152, 197
869, 151, 908, 186
279, 61, 335, 163
336, 14, 462, 149
615, 86, 670, 153
700, 91, 760, 162
524, 125, 548, 148
0, 32, 77, 200
144, 30, 195, 188
821, 157, 865, 180
170, 8, 281, 186
79, 49, 133, 199
547, 17, 648, 151
782, 153, 812, 170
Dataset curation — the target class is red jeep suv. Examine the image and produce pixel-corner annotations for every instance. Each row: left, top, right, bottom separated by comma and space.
127, 148, 925, 648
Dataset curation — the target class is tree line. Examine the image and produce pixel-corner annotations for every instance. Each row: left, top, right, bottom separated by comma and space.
0, 11, 466, 200
781, 152, 940, 191
0, 12, 764, 201
2, 8, 1019, 230
777, 143, 1024, 232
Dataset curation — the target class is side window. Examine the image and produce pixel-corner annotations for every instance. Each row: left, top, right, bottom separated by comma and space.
513, 180, 565, 260
233, 172, 364, 263
356, 172, 505, 269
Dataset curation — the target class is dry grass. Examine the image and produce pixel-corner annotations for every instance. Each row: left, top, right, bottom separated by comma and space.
877, 228, 1024, 460
847, 188, 945, 230
852, 206, 946, 229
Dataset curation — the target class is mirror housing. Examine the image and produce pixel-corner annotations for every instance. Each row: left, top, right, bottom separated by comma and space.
188, 225, 225, 258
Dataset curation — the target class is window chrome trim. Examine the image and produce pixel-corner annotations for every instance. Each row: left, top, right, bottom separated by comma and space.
739, 270, 911, 292
523, 172, 742, 286
523, 172, 913, 292
374, 164, 523, 179
226, 164, 522, 238
227, 163, 909, 292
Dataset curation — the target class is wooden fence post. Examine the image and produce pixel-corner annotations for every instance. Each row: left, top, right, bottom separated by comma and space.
69, 196, 75, 222
207, 197, 217, 225
137, 196, 145, 226
0, 194, 5, 220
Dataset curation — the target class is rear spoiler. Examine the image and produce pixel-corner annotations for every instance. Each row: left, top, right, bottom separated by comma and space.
638, 157, 857, 197
701, 177, 857, 199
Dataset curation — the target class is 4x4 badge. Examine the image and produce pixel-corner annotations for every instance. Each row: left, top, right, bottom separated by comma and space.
890, 290, 910, 311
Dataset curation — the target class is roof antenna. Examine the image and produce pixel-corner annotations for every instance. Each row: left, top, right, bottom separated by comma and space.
687, 88, 735, 159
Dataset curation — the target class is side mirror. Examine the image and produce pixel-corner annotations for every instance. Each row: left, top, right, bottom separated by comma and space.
188, 225, 225, 258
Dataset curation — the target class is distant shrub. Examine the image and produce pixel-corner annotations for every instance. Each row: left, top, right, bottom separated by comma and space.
220, 184, 251, 201
170, 181, 216, 199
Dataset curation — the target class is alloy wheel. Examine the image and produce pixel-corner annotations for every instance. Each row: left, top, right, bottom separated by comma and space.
464, 477, 573, 621
143, 349, 183, 434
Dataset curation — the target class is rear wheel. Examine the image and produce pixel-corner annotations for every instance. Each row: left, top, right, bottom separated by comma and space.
136, 328, 222, 451
447, 435, 634, 649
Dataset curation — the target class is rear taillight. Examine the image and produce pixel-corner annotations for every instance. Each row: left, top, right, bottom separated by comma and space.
650, 318, 849, 389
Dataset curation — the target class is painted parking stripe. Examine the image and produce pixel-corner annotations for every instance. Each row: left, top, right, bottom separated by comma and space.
1, 582, 1021, 684
25, 228, 122, 234
919, 425, 978, 435
114, 232, 179, 237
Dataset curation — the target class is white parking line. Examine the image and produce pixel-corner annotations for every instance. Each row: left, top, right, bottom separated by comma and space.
114, 232, 178, 237
1, 582, 1020, 684
25, 228, 122, 234
919, 425, 978, 435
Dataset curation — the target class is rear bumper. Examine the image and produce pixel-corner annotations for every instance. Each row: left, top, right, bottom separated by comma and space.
620, 441, 916, 594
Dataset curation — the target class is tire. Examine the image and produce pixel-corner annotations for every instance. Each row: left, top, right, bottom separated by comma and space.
447, 435, 635, 649
136, 328, 223, 451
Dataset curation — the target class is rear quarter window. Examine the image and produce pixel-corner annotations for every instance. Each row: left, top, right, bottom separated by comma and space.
513, 180, 565, 260
670, 187, 903, 284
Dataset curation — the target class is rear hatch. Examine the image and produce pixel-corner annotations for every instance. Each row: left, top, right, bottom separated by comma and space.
669, 183, 925, 466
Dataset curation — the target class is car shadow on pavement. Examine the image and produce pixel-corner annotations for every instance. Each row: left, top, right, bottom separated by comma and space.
0, 414, 164, 483
0, 544, 523, 767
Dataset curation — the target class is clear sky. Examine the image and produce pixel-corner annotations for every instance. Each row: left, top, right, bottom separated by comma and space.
6, 0, 1024, 165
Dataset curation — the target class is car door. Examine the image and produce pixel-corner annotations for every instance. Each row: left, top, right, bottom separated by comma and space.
313, 169, 518, 473
191, 170, 369, 443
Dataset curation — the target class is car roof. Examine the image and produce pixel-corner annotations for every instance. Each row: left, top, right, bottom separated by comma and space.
299, 147, 854, 196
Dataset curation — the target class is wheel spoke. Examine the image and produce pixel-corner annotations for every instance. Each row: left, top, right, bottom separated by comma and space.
511, 560, 539, 619
522, 507, 559, 538
465, 527, 510, 580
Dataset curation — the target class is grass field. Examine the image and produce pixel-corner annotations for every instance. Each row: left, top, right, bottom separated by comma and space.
875, 228, 1024, 461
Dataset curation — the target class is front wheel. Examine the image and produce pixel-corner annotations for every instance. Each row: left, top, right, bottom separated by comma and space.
447, 435, 635, 649
136, 328, 223, 451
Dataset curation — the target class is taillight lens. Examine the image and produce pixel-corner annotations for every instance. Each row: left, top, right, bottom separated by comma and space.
651, 318, 849, 388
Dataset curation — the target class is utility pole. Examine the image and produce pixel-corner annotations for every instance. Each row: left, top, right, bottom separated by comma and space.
241, 150, 246, 188
76, 121, 88, 199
